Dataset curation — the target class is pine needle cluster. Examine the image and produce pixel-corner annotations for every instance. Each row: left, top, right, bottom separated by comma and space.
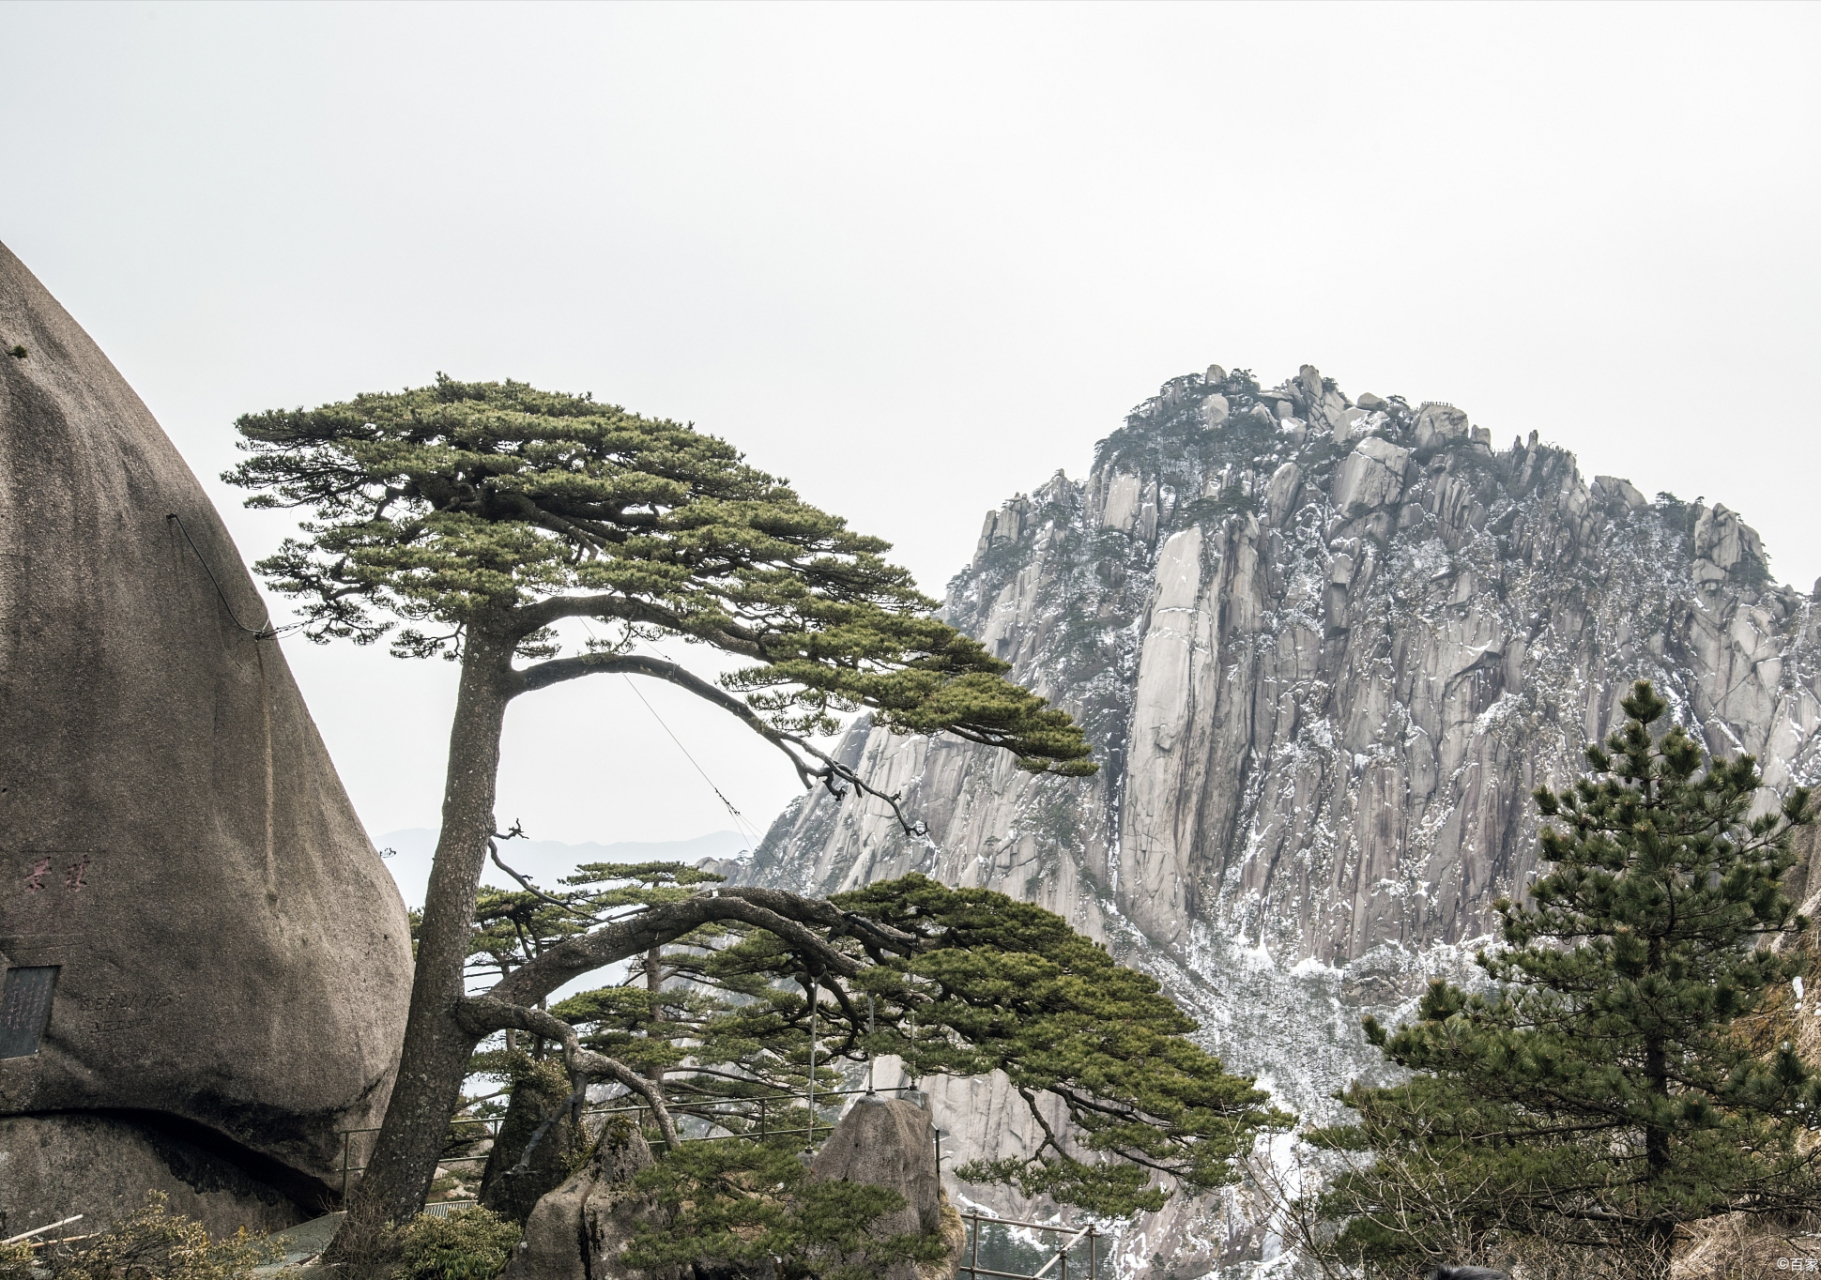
227, 376, 1092, 771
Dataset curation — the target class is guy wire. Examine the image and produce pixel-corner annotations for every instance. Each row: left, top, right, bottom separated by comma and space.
165, 513, 301, 639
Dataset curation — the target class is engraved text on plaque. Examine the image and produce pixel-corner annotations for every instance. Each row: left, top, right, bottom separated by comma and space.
0, 966, 58, 1059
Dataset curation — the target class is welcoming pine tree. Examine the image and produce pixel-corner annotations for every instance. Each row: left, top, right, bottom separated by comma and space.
1313, 681, 1821, 1279
222, 377, 1195, 1264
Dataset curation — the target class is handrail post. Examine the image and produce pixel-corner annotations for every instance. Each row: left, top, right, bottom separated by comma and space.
969, 1211, 980, 1279
1087, 1226, 1096, 1280
340, 1130, 351, 1201
866, 993, 876, 1095
760, 1095, 767, 1140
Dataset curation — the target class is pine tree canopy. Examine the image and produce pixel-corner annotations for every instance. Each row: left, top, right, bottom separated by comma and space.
834, 875, 1291, 1214
1313, 681, 1821, 1276
454, 868, 1287, 1227
226, 376, 1093, 773
226, 379, 1107, 1253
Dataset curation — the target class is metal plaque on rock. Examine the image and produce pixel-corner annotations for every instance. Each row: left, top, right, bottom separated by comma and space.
0, 966, 57, 1059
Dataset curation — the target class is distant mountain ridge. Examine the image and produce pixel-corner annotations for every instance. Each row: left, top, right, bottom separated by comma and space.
378, 827, 750, 908
745, 362, 1821, 1277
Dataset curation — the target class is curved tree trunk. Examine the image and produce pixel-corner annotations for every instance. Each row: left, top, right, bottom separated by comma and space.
330, 631, 515, 1257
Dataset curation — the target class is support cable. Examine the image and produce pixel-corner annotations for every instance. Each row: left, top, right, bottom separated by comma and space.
165, 513, 303, 640
618, 672, 767, 851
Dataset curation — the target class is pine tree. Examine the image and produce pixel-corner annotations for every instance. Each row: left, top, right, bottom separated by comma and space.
837, 874, 1291, 1215
456, 862, 691, 1219
1313, 681, 1821, 1279
224, 377, 1095, 1251
440, 865, 1288, 1277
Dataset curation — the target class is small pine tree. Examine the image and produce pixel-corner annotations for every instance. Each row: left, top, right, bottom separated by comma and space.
461, 859, 732, 1216
389, 1207, 520, 1280
1314, 681, 1821, 1279
623, 1130, 949, 1280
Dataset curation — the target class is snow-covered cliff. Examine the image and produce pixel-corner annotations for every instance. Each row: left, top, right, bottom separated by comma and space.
745, 364, 1821, 1276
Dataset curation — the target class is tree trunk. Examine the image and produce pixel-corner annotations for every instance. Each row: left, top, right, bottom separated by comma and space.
1644, 1218, 1675, 1280
1642, 926, 1673, 1280
646, 945, 665, 1084
329, 631, 516, 1258
1643, 1029, 1674, 1280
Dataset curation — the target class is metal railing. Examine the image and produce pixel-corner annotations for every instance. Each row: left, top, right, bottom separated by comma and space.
335, 1083, 921, 1202
957, 1211, 1102, 1280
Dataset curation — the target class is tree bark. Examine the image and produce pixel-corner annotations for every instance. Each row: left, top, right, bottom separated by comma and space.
1643, 1027, 1673, 1280
1642, 926, 1673, 1280
645, 945, 666, 1084
317, 630, 920, 1263
330, 629, 515, 1256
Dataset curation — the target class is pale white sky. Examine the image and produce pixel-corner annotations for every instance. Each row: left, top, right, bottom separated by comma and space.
3, 2, 1816, 847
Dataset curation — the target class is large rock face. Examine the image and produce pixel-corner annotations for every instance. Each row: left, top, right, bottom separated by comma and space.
809, 1095, 960, 1280
0, 1114, 308, 1238
0, 242, 413, 1229
747, 364, 1821, 1275
810, 1095, 942, 1238
499, 1119, 666, 1280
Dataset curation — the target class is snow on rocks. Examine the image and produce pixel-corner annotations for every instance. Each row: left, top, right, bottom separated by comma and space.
743, 362, 1809, 1277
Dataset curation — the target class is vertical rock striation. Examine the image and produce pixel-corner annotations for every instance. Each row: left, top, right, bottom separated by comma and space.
747, 364, 1821, 1274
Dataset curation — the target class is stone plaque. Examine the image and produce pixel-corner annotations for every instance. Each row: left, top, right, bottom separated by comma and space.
0, 966, 57, 1059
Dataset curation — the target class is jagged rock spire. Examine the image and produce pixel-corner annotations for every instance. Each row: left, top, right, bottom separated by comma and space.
746, 361, 1806, 1276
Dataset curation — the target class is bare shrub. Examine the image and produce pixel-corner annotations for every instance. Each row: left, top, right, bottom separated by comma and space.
29, 1193, 275, 1280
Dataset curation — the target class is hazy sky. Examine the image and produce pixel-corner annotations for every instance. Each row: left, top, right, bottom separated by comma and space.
3, 3, 1816, 848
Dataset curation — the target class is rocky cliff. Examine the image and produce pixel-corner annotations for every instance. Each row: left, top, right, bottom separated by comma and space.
746, 363, 1821, 1276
